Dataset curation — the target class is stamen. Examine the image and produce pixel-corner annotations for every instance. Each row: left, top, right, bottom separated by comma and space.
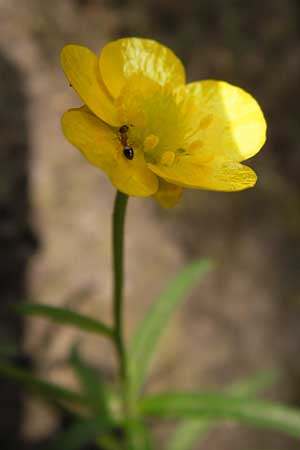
187, 141, 203, 153
143, 134, 160, 152
161, 151, 175, 166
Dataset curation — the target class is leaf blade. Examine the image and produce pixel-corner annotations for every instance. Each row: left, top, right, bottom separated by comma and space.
129, 260, 212, 395
16, 303, 114, 338
69, 345, 111, 418
165, 419, 212, 450
141, 392, 300, 439
0, 363, 87, 407
165, 371, 279, 450
49, 417, 107, 450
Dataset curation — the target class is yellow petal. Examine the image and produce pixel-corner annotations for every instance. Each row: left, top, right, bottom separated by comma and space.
110, 149, 159, 197
61, 45, 120, 126
148, 156, 258, 192
62, 107, 116, 172
99, 38, 186, 98
154, 179, 183, 208
62, 107, 158, 197
178, 80, 266, 162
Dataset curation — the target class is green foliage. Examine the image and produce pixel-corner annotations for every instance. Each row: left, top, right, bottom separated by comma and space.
69, 345, 112, 419
165, 371, 279, 450
96, 434, 124, 450
16, 303, 114, 338
0, 363, 86, 408
48, 417, 108, 450
141, 391, 300, 439
2, 257, 300, 449
166, 419, 212, 450
128, 259, 212, 397
225, 371, 280, 399
0, 353, 124, 450
125, 417, 154, 450
50, 345, 155, 450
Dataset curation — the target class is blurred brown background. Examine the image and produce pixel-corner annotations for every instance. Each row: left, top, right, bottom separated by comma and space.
0, 0, 300, 449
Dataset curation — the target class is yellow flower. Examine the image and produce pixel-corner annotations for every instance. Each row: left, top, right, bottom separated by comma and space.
61, 38, 266, 207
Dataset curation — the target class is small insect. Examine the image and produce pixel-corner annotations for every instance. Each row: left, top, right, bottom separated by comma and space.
119, 125, 129, 135
123, 146, 134, 160
119, 125, 134, 160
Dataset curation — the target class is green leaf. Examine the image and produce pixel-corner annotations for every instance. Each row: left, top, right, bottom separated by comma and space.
69, 345, 111, 419
49, 417, 107, 450
126, 417, 154, 450
141, 392, 300, 439
165, 371, 279, 450
228, 371, 280, 399
96, 434, 124, 450
16, 303, 114, 338
129, 259, 212, 396
165, 419, 212, 450
0, 363, 87, 407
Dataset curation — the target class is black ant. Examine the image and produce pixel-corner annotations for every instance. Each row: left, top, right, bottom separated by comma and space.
119, 125, 134, 160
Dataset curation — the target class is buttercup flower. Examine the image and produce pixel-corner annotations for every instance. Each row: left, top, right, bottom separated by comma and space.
61, 38, 266, 207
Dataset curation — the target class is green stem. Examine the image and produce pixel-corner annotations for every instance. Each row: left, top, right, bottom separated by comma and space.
112, 191, 128, 401
112, 192, 150, 449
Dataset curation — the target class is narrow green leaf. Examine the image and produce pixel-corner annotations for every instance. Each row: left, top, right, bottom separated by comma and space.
141, 392, 300, 439
96, 434, 124, 450
16, 303, 114, 338
228, 371, 280, 399
0, 363, 87, 407
129, 259, 212, 395
165, 371, 279, 450
126, 417, 154, 450
166, 419, 212, 450
49, 417, 106, 450
69, 345, 111, 418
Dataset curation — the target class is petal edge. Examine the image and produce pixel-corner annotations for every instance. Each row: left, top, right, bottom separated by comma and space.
148, 158, 258, 192
61, 45, 120, 126
179, 80, 267, 162
99, 38, 185, 98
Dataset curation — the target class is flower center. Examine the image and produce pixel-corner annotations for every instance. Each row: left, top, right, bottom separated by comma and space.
115, 75, 187, 163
